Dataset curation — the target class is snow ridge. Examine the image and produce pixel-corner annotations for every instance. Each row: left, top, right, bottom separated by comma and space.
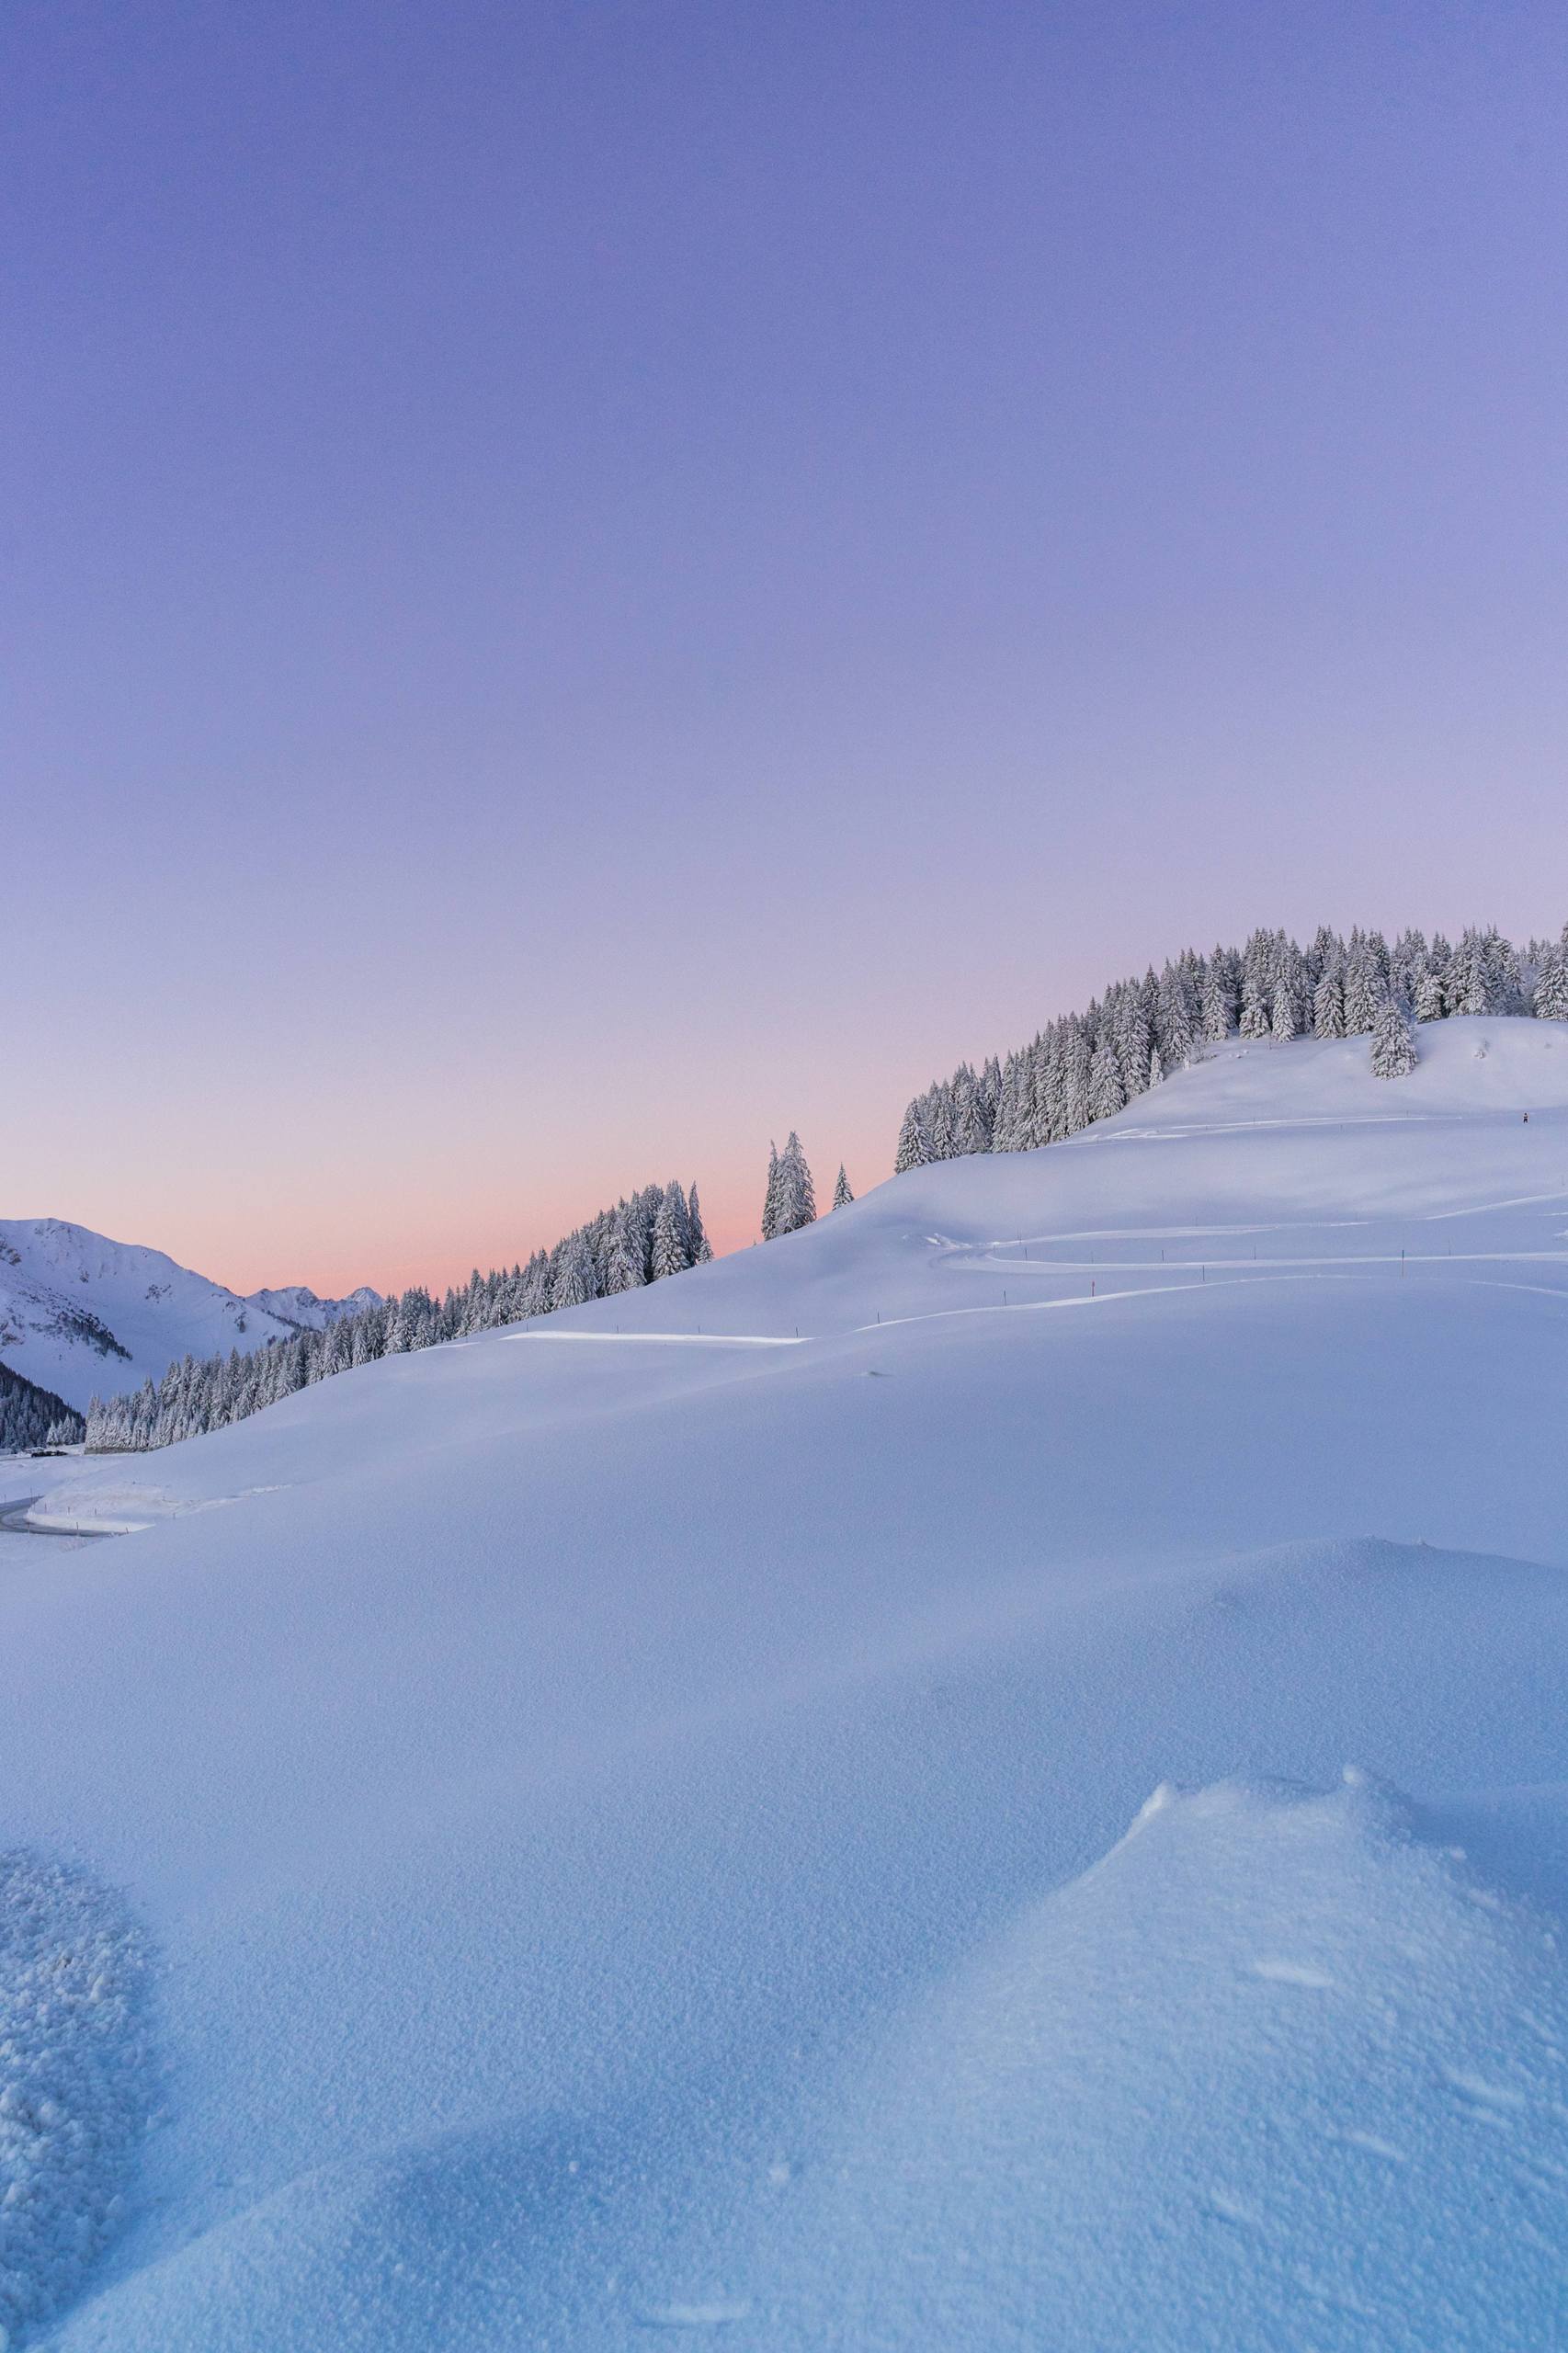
0, 1855, 153, 2347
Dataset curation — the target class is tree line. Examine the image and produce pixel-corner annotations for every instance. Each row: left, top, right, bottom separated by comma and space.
85, 1178, 712, 1452
895, 921, 1568, 1168
0, 1361, 85, 1453
82, 914, 1568, 1454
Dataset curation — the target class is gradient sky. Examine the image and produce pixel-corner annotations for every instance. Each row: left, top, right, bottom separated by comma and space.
6, 0, 1567, 1295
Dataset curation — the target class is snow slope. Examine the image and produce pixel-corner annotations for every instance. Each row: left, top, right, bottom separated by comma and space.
4, 1017, 1568, 2347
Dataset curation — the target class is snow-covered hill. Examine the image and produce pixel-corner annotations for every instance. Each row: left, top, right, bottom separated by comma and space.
0, 1222, 374, 1410
4, 1017, 1568, 2348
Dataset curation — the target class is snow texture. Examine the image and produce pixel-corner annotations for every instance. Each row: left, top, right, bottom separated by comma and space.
0, 1858, 151, 2348
3, 1017, 1568, 2346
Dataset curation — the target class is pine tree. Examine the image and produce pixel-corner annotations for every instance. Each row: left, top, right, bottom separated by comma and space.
1200, 949, 1237, 1041
1413, 958, 1446, 1023
772, 1132, 817, 1233
1155, 962, 1195, 1069
605, 1211, 643, 1292
652, 1190, 692, 1280
1312, 964, 1345, 1040
894, 1100, 933, 1174
551, 1232, 598, 1310
1370, 988, 1418, 1079
833, 1165, 853, 1210
761, 1144, 781, 1241
686, 1186, 713, 1263
1089, 1036, 1126, 1121
1534, 945, 1568, 1021
1343, 933, 1380, 1035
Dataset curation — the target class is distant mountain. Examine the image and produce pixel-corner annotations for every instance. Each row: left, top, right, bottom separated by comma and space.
246, 1283, 383, 1333
0, 1220, 372, 1412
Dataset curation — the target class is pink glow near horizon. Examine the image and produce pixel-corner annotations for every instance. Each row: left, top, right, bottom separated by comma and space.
7, 5, 1568, 1289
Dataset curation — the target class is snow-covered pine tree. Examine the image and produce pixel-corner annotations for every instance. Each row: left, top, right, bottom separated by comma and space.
1413, 955, 1445, 1023
772, 1132, 817, 1233
1534, 942, 1568, 1021
1116, 983, 1153, 1096
551, 1232, 599, 1310
1342, 931, 1380, 1035
1312, 956, 1345, 1040
1155, 962, 1195, 1070
1028, 1040, 1053, 1145
1238, 931, 1273, 1040
990, 1053, 1028, 1153
1454, 927, 1496, 1017
686, 1186, 714, 1263
760, 1144, 781, 1241
894, 1099, 933, 1173
1089, 1035, 1126, 1121
605, 1211, 643, 1293
832, 1165, 853, 1210
1201, 948, 1238, 1041
652, 1188, 692, 1280
1370, 988, 1418, 1079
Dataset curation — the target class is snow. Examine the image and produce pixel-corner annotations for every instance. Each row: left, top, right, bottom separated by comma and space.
3, 1017, 1568, 2346
767, 1770, 1568, 2350
0, 1857, 151, 2349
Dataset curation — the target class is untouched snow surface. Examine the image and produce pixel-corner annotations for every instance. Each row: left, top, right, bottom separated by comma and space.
0, 1857, 152, 2347
4, 1018, 1568, 2347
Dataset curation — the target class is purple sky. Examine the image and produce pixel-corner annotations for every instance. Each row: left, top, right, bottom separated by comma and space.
6, 0, 1567, 1293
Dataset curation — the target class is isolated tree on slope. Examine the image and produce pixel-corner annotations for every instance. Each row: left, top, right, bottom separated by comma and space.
833, 1165, 854, 1210
772, 1132, 816, 1233
1370, 989, 1418, 1079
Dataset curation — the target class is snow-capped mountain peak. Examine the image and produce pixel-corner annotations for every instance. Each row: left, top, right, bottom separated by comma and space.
0, 1219, 374, 1409
245, 1283, 383, 1333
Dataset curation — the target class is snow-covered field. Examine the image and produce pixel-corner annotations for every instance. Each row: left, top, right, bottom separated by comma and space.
4, 1017, 1568, 2347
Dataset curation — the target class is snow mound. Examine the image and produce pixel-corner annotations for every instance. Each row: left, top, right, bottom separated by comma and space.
765, 1774, 1568, 2350
0, 1855, 152, 2347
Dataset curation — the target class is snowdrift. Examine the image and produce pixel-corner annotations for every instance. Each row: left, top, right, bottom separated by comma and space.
2, 1018, 1567, 2347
